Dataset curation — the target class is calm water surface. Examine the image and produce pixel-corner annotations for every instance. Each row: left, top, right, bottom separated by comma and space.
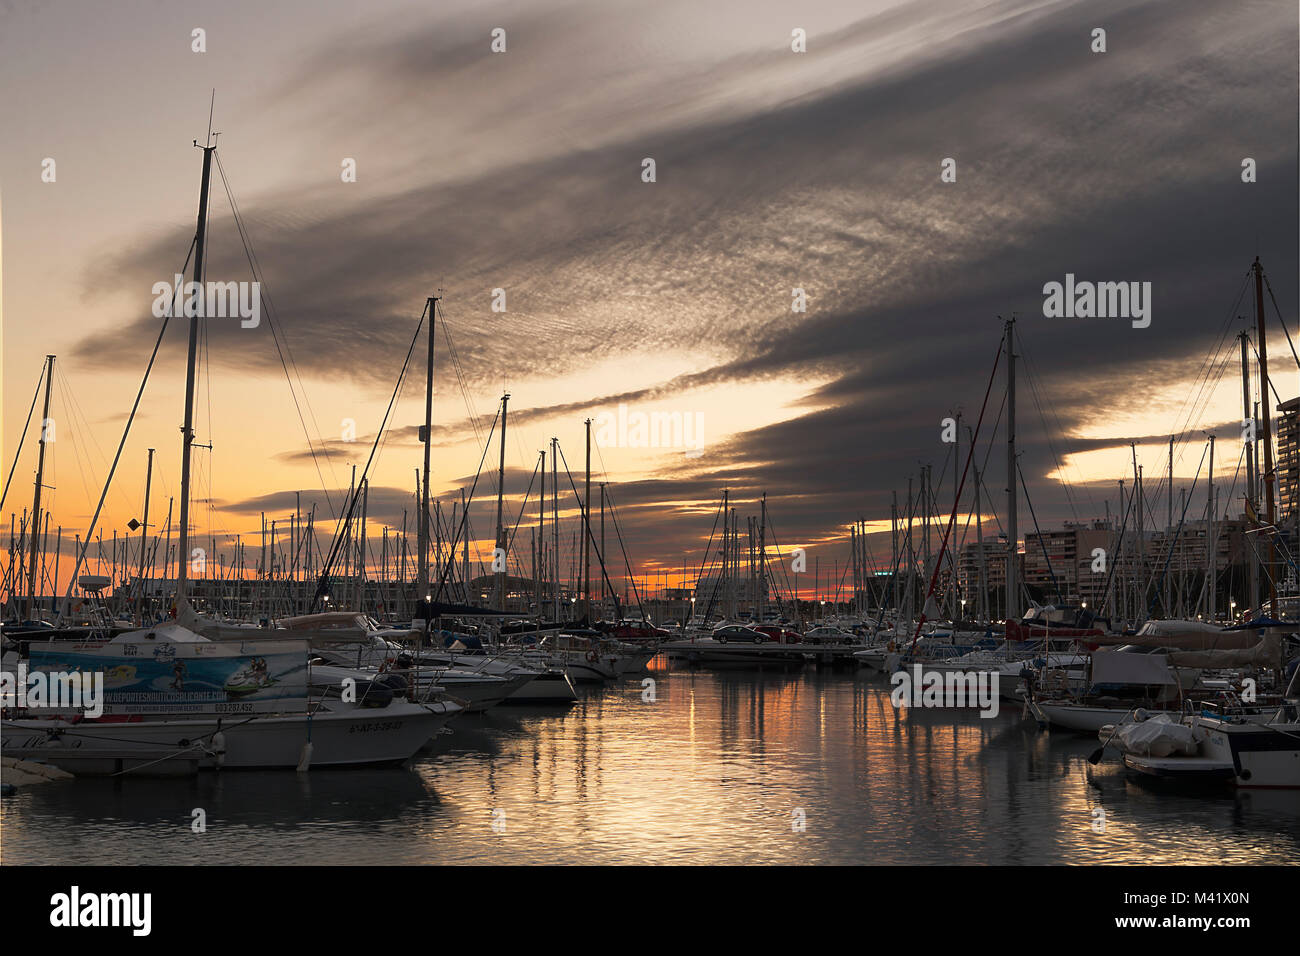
3, 659, 1298, 865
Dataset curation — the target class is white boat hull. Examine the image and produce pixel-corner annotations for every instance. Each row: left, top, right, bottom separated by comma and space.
1, 700, 459, 774
1034, 702, 1175, 733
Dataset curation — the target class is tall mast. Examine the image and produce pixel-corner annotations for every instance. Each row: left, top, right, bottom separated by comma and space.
492, 392, 509, 610
971, 423, 987, 622
600, 483, 606, 612
551, 437, 559, 622
1166, 434, 1173, 615
26, 354, 55, 618
461, 489, 469, 604
418, 296, 438, 607
721, 489, 729, 618
176, 141, 215, 606
759, 493, 767, 621
1206, 435, 1215, 620
951, 412, 960, 616
136, 447, 154, 622
1004, 317, 1018, 621
359, 477, 369, 613
1253, 258, 1278, 617
891, 491, 899, 616
582, 417, 591, 620
537, 450, 545, 614
1240, 330, 1259, 615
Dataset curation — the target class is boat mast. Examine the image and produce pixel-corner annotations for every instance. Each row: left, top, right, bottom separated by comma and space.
551, 436, 559, 622
136, 447, 154, 622
1004, 316, 1018, 621
417, 296, 437, 612
582, 416, 591, 620
1240, 330, 1259, 615
1206, 435, 1215, 621
600, 483, 606, 614
952, 412, 960, 617
971, 424, 987, 623
26, 353, 55, 619
176, 140, 214, 608
536, 449, 545, 614
1253, 258, 1279, 618
891, 491, 899, 616
491, 392, 509, 610
759, 493, 767, 621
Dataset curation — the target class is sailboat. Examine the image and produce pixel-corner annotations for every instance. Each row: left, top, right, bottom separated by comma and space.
2, 136, 462, 772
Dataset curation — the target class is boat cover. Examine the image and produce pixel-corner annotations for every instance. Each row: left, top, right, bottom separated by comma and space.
1090, 649, 1178, 685
1117, 713, 1198, 757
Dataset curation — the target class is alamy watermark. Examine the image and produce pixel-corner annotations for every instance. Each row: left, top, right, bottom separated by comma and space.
49, 886, 150, 936
889, 664, 1000, 718
151, 274, 261, 328
1042, 274, 1151, 328
593, 404, 704, 457
1, 662, 104, 717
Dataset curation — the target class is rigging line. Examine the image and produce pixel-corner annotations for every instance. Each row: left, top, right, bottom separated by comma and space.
977, 386, 1007, 480
436, 304, 504, 510
1096, 477, 1138, 617
1015, 327, 1084, 519
212, 151, 337, 510
923, 490, 972, 606
699, 496, 731, 622
909, 329, 1005, 652
1155, 340, 1238, 506
1016, 459, 1063, 604
54, 363, 133, 519
1148, 442, 1210, 618
0, 364, 47, 511
436, 301, 490, 460
766, 517, 806, 606
313, 301, 429, 602
503, 453, 541, 571
1247, 339, 1287, 407
693, 496, 725, 606
1262, 271, 1300, 373
56, 236, 197, 620
1170, 271, 1250, 436
1164, 283, 1250, 472
431, 407, 501, 602
554, 443, 626, 618
595, 478, 650, 622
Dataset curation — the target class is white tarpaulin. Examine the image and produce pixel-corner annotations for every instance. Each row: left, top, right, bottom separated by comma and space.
1117, 713, 1199, 757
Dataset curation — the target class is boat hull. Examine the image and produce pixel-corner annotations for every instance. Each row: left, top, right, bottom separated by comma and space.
1, 700, 458, 774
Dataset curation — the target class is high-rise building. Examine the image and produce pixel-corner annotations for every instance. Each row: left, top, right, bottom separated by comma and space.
1022, 520, 1114, 607
1276, 396, 1300, 520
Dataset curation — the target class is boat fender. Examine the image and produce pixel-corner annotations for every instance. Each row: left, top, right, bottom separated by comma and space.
211, 729, 227, 768
296, 741, 313, 773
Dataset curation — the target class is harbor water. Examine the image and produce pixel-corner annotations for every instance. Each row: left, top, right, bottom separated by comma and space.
3, 659, 1297, 865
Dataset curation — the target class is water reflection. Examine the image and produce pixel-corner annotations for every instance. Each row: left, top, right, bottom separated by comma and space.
3, 661, 1297, 865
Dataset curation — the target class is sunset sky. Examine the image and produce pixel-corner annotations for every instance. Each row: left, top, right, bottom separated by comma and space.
1, 0, 1297, 602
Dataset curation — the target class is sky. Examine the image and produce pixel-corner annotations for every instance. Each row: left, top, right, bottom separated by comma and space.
1, 0, 1297, 603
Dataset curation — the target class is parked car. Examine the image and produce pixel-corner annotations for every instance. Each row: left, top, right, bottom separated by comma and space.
802, 625, 855, 645
754, 624, 801, 643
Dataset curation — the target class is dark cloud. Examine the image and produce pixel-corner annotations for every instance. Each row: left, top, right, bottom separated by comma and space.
65, 0, 1298, 582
